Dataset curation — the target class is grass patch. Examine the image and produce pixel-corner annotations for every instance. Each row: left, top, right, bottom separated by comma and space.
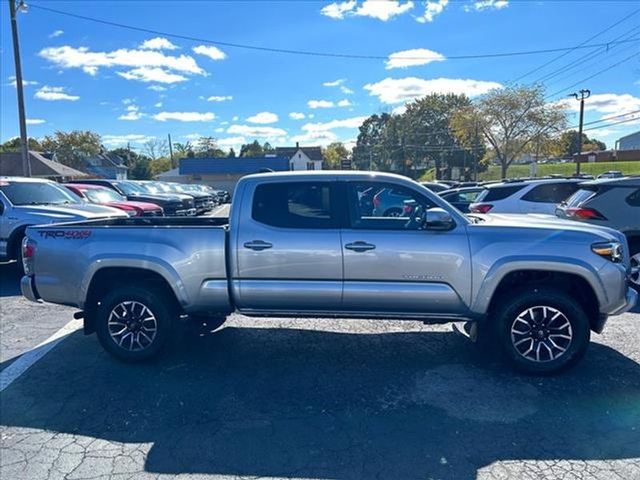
478, 161, 640, 181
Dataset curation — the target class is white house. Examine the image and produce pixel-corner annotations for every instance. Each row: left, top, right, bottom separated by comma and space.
275, 143, 323, 170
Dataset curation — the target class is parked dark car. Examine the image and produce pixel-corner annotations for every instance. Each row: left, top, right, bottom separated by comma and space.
439, 186, 486, 213
69, 179, 195, 216
65, 183, 163, 217
164, 182, 215, 214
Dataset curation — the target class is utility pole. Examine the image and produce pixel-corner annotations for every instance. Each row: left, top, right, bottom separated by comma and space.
569, 89, 590, 175
473, 122, 479, 182
9, 0, 31, 177
167, 133, 174, 168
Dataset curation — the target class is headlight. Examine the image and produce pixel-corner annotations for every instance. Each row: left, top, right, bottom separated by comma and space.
126, 210, 138, 217
591, 241, 623, 263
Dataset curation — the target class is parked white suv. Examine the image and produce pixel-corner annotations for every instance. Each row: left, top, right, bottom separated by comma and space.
469, 178, 583, 215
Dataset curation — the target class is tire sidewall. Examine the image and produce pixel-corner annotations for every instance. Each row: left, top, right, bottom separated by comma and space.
95, 286, 173, 362
494, 288, 590, 375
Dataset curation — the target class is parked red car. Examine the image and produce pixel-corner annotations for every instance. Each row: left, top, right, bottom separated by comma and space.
64, 183, 163, 217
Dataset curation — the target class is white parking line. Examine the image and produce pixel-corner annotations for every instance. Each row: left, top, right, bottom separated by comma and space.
0, 319, 82, 393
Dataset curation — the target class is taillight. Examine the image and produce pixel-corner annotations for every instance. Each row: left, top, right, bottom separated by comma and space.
22, 238, 36, 275
470, 203, 493, 214
566, 207, 606, 220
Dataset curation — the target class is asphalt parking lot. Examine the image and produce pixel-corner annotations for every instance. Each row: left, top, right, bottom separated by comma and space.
1, 261, 639, 480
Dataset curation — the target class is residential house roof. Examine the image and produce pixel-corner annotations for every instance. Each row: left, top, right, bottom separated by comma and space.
275, 142, 323, 162
0, 151, 88, 178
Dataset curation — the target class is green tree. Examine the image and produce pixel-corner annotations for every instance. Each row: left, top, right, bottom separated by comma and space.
40, 130, 102, 170
239, 140, 264, 157
352, 113, 394, 171
228, 148, 236, 158
148, 157, 171, 177
142, 139, 168, 160
0, 136, 42, 152
556, 130, 606, 157
129, 157, 152, 180
452, 85, 567, 179
322, 142, 349, 169
194, 137, 226, 157
172, 142, 194, 160
263, 142, 275, 154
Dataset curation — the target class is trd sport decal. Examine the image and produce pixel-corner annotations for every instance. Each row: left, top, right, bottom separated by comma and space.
38, 230, 92, 240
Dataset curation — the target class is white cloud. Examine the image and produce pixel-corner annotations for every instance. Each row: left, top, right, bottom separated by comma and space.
26, 118, 46, 125
192, 45, 227, 61
34, 85, 79, 101
232, 116, 240, 121
118, 105, 143, 121
217, 136, 246, 150
183, 133, 202, 140
340, 86, 354, 94
386, 48, 445, 69
558, 93, 640, 115
206, 95, 233, 102
102, 134, 155, 146
320, 1, 357, 19
8, 76, 38, 87
148, 85, 167, 92
337, 99, 352, 107
154, 102, 163, 108
38, 45, 204, 80
356, 0, 414, 20
466, 0, 508, 12
364, 77, 501, 104
220, 121, 229, 125
308, 99, 335, 109
140, 37, 179, 50
214, 127, 224, 133
416, 0, 448, 23
117, 67, 187, 84
392, 104, 408, 115
153, 111, 215, 122
227, 124, 287, 138
289, 112, 306, 120
49, 30, 64, 39
323, 78, 346, 87
290, 130, 339, 145
321, 1, 413, 21
247, 111, 279, 124
302, 116, 368, 132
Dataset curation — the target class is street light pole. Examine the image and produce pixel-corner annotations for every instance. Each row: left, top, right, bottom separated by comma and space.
9, 0, 31, 177
569, 89, 591, 176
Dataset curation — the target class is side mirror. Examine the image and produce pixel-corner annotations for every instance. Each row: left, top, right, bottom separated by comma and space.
425, 207, 455, 231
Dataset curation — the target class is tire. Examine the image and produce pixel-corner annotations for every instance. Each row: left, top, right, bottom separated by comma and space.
492, 287, 590, 375
95, 286, 175, 362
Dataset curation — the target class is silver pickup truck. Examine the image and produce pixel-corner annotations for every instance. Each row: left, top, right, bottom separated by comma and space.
21, 172, 637, 374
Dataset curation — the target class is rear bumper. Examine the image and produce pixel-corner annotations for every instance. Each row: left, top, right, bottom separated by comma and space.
20, 275, 40, 303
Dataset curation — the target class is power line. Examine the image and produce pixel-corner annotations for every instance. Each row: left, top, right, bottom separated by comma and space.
510, 8, 640, 84
28, 3, 640, 62
584, 116, 640, 132
545, 50, 640, 99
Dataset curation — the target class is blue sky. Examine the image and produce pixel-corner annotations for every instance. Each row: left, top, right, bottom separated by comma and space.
1, 0, 639, 154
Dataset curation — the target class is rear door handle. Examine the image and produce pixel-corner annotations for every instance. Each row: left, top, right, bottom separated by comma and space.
344, 241, 376, 252
244, 240, 273, 251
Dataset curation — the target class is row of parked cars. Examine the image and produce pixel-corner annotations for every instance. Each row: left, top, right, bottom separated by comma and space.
0, 176, 230, 268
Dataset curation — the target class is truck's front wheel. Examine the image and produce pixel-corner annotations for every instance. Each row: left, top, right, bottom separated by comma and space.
494, 288, 590, 375
95, 286, 174, 362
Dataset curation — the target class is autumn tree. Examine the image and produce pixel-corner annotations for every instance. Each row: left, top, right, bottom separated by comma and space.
0, 137, 42, 152
452, 85, 567, 179
40, 130, 102, 170
322, 142, 349, 169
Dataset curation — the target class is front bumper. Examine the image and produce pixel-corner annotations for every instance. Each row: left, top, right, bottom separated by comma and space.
610, 286, 638, 316
21, 275, 40, 303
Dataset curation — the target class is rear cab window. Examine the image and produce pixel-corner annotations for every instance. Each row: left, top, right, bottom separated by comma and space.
565, 188, 598, 207
252, 182, 338, 229
522, 182, 581, 203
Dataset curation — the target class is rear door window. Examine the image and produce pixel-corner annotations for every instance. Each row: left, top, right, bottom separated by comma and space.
522, 183, 580, 203
626, 189, 640, 207
252, 182, 338, 229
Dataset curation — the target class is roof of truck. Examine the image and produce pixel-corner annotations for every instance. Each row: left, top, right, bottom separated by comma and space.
243, 170, 410, 181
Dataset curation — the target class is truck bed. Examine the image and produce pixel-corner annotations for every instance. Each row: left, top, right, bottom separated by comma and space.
38, 216, 229, 229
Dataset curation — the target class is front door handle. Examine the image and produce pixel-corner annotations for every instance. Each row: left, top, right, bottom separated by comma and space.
244, 240, 273, 251
345, 241, 376, 252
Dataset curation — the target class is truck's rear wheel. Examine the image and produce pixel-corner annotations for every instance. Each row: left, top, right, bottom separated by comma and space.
493, 288, 590, 375
95, 286, 174, 362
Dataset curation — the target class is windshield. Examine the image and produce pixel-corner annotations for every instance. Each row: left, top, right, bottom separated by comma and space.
153, 182, 174, 193
84, 188, 125, 203
114, 181, 145, 195
138, 183, 161, 194
0, 181, 80, 206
